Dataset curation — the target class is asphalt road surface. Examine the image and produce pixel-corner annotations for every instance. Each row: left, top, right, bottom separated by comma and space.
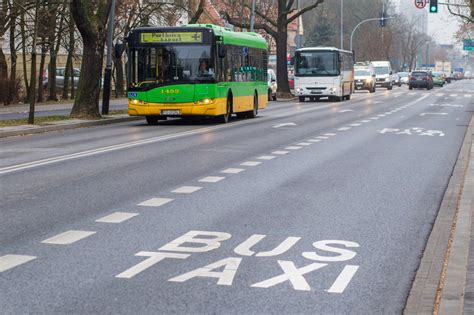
1, 81, 473, 314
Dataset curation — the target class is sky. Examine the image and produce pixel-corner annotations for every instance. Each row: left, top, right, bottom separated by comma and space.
427, 4, 463, 45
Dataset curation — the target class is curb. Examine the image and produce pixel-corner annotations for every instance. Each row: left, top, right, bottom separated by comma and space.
0, 115, 144, 139
404, 115, 473, 314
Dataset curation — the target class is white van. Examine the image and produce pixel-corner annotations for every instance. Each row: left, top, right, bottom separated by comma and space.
371, 61, 393, 90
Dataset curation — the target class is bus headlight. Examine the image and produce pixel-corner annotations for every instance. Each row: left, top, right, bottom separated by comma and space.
296, 87, 303, 93
329, 87, 337, 92
197, 98, 215, 105
130, 99, 145, 105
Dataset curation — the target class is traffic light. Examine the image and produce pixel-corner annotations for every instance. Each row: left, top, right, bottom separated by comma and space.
380, 11, 386, 27
429, 0, 438, 13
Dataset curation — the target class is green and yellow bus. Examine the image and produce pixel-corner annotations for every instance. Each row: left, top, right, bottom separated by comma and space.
126, 24, 269, 124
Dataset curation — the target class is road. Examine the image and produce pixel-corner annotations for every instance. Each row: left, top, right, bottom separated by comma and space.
0, 80, 473, 313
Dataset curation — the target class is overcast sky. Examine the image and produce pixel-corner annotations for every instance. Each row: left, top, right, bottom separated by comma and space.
427, 5, 462, 45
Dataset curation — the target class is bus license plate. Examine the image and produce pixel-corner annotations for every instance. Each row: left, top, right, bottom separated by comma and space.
310, 91, 322, 94
161, 110, 181, 115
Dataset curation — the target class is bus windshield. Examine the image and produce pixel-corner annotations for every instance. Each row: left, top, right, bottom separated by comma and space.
355, 69, 371, 76
129, 45, 215, 89
295, 51, 339, 76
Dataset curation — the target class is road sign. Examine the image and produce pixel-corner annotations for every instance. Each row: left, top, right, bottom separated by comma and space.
463, 39, 474, 51
415, 0, 427, 9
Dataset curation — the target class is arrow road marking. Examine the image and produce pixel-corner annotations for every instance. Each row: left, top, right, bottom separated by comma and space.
420, 112, 448, 116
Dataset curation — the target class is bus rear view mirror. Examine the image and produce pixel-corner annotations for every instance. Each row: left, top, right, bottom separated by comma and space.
218, 45, 226, 58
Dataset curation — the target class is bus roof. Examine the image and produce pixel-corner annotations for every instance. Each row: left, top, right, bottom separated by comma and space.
129, 24, 267, 50
185, 24, 267, 49
296, 47, 353, 54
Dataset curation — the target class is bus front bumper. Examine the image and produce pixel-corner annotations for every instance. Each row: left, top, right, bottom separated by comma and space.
295, 86, 340, 97
128, 99, 227, 117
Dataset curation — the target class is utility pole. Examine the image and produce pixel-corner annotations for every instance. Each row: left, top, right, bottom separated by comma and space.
340, 0, 343, 50
28, 0, 41, 124
101, 0, 117, 115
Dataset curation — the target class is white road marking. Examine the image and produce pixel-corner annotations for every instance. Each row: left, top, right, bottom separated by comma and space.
221, 168, 245, 174
338, 109, 354, 113
251, 261, 327, 291
272, 151, 289, 155
449, 94, 457, 97
377, 114, 385, 117
169, 257, 242, 286
465, 94, 472, 98
96, 212, 139, 223
273, 122, 297, 128
308, 139, 322, 142
327, 265, 360, 293
241, 161, 261, 166
360, 120, 371, 123
374, 101, 382, 104
0, 255, 37, 272
172, 186, 203, 193
436, 93, 444, 96
370, 117, 379, 120
350, 123, 361, 127
324, 133, 337, 136
199, 176, 225, 183
138, 197, 174, 207
257, 155, 276, 160
285, 146, 302, 150
116, 251, 190, 279
296, 142, 311, 146
419, 112, 448, 116
316, 136, 329, 139
338, 127, 351, 131
41, 230, 96, 245
408, 92, 415, 95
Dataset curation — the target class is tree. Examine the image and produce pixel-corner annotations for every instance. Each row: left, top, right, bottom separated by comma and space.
70, 0, 111, 119
447, 0, 473, 24
223, 0, 325, 98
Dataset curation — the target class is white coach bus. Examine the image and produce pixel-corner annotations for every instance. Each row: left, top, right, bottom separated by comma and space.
293, 47, 354, 102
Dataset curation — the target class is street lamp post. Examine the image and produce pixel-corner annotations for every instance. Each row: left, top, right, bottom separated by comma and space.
250, 0, 256, 32
340, 0, 343, 50
350, 16, 395, 53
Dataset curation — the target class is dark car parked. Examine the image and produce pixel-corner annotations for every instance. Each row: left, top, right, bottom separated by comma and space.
409, 71, 433, 90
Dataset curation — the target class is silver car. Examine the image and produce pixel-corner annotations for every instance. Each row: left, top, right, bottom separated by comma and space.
43, 67, 80, 89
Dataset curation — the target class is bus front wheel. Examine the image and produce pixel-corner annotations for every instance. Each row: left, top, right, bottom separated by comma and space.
217, 97, 231, 123
298, 96, 305, 102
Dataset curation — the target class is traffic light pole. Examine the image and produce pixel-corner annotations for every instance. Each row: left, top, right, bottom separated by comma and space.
349, 16, 395, 53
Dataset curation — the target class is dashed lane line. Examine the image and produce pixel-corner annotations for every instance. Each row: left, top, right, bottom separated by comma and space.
198, 176, 225, 183
257, 155, 276, 160
272, 151, 289, 155
308, 139, 322, 142
171, 186, 203, 193
138, 198, 174, 207
297, 142, 312, 146
96, 212, 139, 223
316, 136, 329, 139
221, 168, 245, 174
0, 255, 37, 273
285, 146, 302, 150
350, 123, 361, 127
338, 127, 351, 131
324, 133, 337, 136
41, 230, 96, 245
240, 161, 261, 167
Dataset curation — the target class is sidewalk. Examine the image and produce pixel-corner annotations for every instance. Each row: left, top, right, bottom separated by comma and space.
405, 115, 474, 314
0, 98, 127, 114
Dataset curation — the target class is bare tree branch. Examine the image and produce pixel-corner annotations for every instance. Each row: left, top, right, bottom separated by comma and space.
286, 0, 324, 25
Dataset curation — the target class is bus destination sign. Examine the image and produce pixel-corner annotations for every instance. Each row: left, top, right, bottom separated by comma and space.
140, 32, 203, 44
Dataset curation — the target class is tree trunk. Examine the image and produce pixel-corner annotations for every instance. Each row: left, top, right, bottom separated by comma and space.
20, 11, 30, 102
70, 42, 104, 118
276, 24, 291, 98
7, 8, 17, 105
37, 43, 47, 103
63, 13, 76, 100
49, 13, 65, 101
0, 49, 8, 105
70, 59, 75, 99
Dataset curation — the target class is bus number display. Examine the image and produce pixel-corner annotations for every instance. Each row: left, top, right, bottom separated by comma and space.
140, 32, 203, 44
